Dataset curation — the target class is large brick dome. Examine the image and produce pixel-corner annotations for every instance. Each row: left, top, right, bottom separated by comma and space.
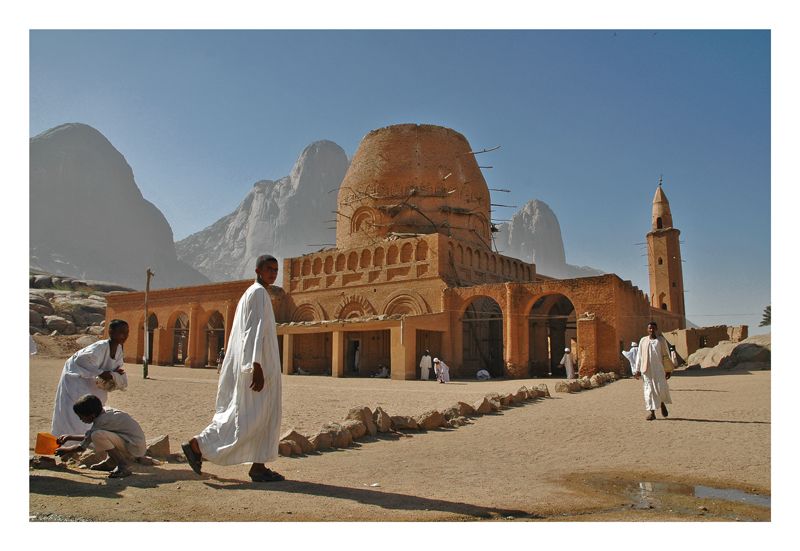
336, 124, 492, 251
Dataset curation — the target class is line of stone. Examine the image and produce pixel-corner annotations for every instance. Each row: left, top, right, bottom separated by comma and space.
554, 371, 620, 394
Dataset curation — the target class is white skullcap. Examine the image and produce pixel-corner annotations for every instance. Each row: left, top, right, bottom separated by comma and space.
631, 342, 638, 347
564, 348, 570, 352
433, 358, 440, 363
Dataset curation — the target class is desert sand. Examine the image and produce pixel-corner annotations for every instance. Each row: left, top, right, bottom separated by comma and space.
29, 353, 770, 522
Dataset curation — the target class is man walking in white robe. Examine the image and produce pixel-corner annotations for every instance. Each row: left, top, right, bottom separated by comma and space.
182, 255, 284, 483
633, 321, 673, 421
51, 320, 129, 438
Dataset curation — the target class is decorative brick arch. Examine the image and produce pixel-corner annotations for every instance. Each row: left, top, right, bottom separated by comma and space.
350, 206, 376, 234
382, 291, 428, 316
292, 302, 324, 322
334, 294, 377, 319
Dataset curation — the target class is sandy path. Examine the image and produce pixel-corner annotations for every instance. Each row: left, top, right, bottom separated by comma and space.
29, 358, 770, 521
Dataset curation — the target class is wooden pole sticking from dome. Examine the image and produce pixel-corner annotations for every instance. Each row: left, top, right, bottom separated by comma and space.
465, 145, 501, 155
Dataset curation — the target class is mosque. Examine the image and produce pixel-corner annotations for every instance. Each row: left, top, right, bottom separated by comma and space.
106, 123, 685, 379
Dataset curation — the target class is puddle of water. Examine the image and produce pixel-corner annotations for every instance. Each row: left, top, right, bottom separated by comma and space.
633, 481, 770, 509
694, 485, 771, 508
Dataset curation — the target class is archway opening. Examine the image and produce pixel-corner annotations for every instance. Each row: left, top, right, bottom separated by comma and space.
344, 330, 391, 378
528, 294, 577, 377
172, 312, 189, 366
205, 311, 225, 367
462, 296, 504, 378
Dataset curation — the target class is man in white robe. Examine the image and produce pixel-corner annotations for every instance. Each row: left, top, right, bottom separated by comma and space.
559, 347, 575, 379
182, 255, 284, 483
51, 320, 129, 439
633, 321, 673, 421
419, 349, 432, 380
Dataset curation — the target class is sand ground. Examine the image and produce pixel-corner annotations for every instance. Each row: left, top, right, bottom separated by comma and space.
29, 355, 771, 521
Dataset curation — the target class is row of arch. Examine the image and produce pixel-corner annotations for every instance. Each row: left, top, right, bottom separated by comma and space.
295, 240, 430, 278
459, 293, 577, 378
291, 291, 429, 322
139, 310, 225, 367
447, 241, 532, 280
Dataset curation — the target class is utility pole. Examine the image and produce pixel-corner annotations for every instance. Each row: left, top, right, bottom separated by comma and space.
143, 268, 154, 379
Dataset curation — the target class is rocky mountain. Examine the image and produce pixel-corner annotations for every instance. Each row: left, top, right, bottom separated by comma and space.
30, 123, 209, 290
494, 200, 603, 279
176, 140, 350, 281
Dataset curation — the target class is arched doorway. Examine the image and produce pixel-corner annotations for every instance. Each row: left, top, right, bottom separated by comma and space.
528, 294, 576, 377
172, 312, 189, 365
206, 311, 225, 367
462, 296, 504, 378
146, 313, 158, 364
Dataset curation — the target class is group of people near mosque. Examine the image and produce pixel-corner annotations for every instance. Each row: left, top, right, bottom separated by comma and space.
47, 253, 675, 482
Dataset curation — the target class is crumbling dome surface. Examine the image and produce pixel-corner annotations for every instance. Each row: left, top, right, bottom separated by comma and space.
336, 124, 492, 251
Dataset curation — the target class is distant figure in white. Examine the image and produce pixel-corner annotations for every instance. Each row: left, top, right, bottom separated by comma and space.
621, 341, 639, 377
433, 358, 450, 383
182, 255, 284, 483
559, 347, 575, 379
419, 349, 433, 380
30, 335, 38, 355
51, 319, 129, 439
633, 321, 673, 421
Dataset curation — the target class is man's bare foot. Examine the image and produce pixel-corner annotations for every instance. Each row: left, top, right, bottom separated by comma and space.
89, 458, 117, 472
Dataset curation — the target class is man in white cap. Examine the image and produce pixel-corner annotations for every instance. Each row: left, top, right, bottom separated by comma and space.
433, 358, 450, 383
558, 347, 575, 379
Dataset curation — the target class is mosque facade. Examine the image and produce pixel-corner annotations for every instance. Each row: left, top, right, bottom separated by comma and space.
106, 124, 685, 379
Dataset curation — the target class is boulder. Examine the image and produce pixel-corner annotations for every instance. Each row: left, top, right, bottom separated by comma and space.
555, 381, 570, 393
280, 430, 314, 454
579, 377, 592, 390
322, 423, 353, 448
29, 301, 54, 316
285, 439, 303, 455
442, 406, 461, 421
145, 435, 171, 458
512, 389, 526, 403
345, 406, 377, 436
390, 415, 419, 431
87, 325, 105, 336
278, 441, 293, 456
488, 398, 502, 411
473, 397, 493, 415
33, 275, 52, 288
567, 380, 583, 392
608, 371, 618, 381
589, 374, 602, 388
535, 384, 550, 397
309, 431, 334, 451
44, 315, 76, 335
457, 401, 476, 416
415, 410, 446, 430
342, 419, 367, 440
76, 335, 99, 348
372, 407, 392, 432
30, 310, 43, 328
449, 416, 470, 427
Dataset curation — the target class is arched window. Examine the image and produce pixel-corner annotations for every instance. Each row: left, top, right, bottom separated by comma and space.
656, 217, 663, 229
658, 257, 663, 265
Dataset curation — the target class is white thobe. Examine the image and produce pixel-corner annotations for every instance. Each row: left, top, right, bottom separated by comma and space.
435, 361, 450, 383
51, 339, 125, 437
419, 355, 432, 380
196, 282, 282, 466
634, 336, 672, 411
559, 352, 575, 379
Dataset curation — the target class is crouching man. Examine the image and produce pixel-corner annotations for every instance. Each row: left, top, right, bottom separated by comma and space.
55, 394, 146, 478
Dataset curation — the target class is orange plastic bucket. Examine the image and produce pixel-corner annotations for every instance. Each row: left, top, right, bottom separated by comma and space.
35, 432, 58, 455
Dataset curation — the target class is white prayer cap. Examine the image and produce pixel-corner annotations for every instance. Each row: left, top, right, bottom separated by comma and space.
433, 358, 440, 363
564, 348, 570, 352
631, 342, 638, 347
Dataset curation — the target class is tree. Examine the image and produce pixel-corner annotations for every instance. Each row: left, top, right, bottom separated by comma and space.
759, 305, 771, 327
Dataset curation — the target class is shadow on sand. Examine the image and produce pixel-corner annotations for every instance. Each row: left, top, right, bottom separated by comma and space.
202, 478, 533, 519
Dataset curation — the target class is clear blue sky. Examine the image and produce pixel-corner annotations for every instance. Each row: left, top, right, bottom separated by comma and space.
29, 30, 770, 332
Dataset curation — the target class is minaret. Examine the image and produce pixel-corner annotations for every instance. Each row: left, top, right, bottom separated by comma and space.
646, 177, 685, 327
